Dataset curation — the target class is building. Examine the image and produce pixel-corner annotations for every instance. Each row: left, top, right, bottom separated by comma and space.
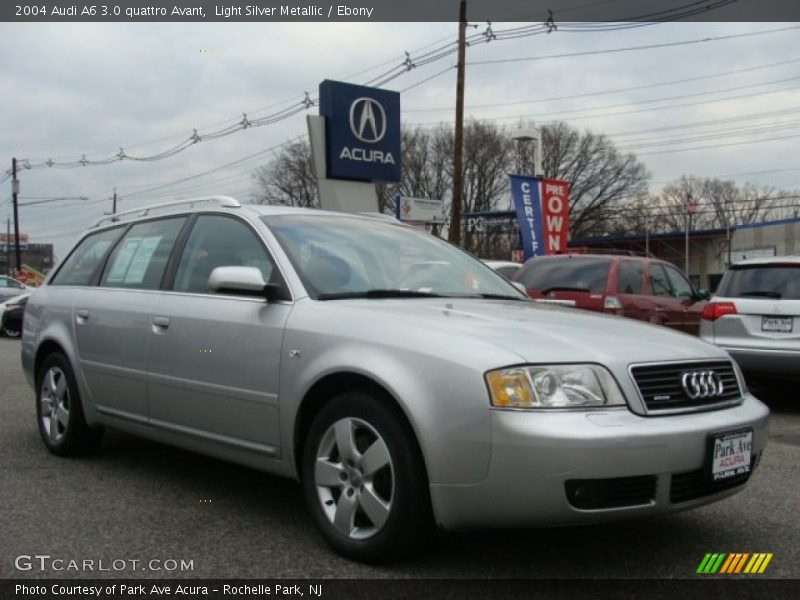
571, 216, 800, 291
1, 242, 55, 279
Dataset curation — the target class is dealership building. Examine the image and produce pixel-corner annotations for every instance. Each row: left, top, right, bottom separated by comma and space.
572, 216, 800, 291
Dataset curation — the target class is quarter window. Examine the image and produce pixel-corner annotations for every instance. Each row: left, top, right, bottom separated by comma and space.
100, 218, 186, 290
50, 227, 125, 286
173, 215, 283, 296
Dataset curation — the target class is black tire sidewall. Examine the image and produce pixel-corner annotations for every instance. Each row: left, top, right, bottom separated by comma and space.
301, 391, 431, 562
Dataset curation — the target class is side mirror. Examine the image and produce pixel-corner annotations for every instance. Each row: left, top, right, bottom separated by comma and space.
208, 266, 282, 301
696, 288, 711, 302
511, 281, 528, 295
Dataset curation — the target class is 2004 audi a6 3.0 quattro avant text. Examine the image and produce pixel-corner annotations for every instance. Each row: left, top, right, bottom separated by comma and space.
21, 197, 769, 562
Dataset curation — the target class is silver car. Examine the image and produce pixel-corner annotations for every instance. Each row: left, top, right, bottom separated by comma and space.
699, 256, 800, 383
22, 197, 768, 562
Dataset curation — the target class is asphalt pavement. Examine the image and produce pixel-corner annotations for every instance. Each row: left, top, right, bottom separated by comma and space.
1, 337, 798, 579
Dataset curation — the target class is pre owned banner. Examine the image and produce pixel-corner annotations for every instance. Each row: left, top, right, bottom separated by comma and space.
541, 178, 569, 255
509, 175, 569, 260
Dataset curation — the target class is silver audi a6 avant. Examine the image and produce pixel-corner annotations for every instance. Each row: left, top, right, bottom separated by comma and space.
22, 197, 768, 562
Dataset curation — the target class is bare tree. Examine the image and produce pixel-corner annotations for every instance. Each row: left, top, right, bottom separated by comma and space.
540, 121, 651, 238
252, 140, 318, 208
634, 176, 793, 235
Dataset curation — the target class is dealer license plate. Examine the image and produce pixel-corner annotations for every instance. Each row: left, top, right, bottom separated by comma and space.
710, 430, 752, 481
761, 316, 793, 332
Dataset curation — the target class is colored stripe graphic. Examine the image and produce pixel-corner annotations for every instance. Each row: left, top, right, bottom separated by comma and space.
698, 553, 772, 574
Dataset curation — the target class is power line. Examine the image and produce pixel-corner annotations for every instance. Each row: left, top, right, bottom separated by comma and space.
466, 25, 800, 66
404, 57, 800, 113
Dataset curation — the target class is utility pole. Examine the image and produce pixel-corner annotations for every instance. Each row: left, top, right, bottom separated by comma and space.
11, 158, 21, 273
5, 217, 10, 276
448, 0, 467, 246
113, 188, 117, 214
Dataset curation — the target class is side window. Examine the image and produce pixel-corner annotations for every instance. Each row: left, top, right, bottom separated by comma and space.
664, 265, 694, 299
648, 263, 672, 298
617, 260, 643, 294
173, 215, 283, 295
51, 227, 125, 286
100, 218, 186, 290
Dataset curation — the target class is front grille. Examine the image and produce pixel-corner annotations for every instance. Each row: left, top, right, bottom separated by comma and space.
630, 360, 741, 413
670, 453, 758, 503
565, 475, 657, 509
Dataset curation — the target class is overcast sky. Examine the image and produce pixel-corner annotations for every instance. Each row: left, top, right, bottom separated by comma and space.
1, 20, 798, 258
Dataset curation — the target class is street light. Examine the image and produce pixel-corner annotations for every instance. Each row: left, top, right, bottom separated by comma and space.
511, 127, 542, 177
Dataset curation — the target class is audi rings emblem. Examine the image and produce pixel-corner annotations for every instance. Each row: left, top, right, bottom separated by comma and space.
681, 371, 724, 399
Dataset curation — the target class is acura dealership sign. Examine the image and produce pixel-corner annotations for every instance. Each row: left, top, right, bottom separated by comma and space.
319, 80, 401, 182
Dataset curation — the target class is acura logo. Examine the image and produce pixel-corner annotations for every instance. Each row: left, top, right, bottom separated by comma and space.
681, 371, 724, 399
349, 97, 386, 143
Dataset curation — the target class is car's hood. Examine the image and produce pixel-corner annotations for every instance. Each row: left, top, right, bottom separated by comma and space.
316, 297, 727, 366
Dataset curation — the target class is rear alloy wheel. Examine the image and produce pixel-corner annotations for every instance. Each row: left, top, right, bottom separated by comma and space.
302, 391, 432, 562
36, 353, 103, 456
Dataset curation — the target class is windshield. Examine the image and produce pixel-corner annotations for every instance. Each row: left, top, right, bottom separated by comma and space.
515, 257, 610, 294
262, 214, 524, 300
717, 264, 800, 300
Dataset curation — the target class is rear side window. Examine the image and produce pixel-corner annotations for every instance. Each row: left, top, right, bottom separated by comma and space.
617, 260, 643, 294
50, 227, 125, 286
100, 217, 186, 290
516, 257, 610, 293
717, 264, 800, 300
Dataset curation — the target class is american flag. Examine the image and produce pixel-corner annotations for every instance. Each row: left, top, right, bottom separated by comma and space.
686, 193, 699, 215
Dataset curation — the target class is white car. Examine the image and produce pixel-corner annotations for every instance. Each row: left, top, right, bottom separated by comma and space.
0, 275, 28, 302
699, 256, 800, 384
481, 259, 522, 280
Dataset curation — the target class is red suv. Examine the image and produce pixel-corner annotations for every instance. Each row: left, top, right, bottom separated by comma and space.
513, 254, 710, 335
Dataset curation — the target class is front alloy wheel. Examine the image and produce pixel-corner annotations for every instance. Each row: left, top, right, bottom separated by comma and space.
314, 417, 394, 540
302, 391, 433, 562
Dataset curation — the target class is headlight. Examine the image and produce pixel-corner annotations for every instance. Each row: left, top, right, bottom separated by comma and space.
486, 364, 626, 409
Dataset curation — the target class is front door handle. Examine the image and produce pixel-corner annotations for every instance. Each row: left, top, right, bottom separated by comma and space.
75, 309, 90, 324
152, 316, 170, 332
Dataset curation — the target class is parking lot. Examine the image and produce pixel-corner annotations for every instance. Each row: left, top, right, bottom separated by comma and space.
1, 336, 798, 579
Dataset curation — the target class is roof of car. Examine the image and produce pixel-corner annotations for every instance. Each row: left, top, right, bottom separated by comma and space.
90, 197, 403, 234
731, 255, 800, 267
482, 260, 522, 269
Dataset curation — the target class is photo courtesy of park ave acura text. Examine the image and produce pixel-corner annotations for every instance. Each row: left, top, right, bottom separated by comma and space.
1, 0, 799, 592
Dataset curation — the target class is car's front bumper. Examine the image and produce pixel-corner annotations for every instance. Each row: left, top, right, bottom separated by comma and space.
429, 395, 769, 530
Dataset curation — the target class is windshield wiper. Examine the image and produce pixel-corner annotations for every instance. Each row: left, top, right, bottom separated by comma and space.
738, 290, 782, 299
317, 289, 446, 300
540, 286, 591, 294
471, 293, 528, 301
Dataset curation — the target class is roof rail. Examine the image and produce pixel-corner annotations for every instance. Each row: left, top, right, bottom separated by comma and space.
94, 196, 241, 227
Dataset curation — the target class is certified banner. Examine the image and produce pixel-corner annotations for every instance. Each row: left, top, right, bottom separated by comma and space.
509, 175, 545, 260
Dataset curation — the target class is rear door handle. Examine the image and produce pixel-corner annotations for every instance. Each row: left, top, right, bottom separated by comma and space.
76, 309, 90, 324
152, 316, 170, 332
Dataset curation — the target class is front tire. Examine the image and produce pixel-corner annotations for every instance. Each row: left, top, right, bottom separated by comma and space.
36, 353, 103, 456
302, 391, 433, 562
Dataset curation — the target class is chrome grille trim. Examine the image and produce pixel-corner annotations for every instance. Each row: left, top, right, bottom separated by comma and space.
629, 359, 744, 415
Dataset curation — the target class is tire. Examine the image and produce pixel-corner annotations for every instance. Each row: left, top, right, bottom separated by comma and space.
302, 391, 433, 562
36, 353, 103, 456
